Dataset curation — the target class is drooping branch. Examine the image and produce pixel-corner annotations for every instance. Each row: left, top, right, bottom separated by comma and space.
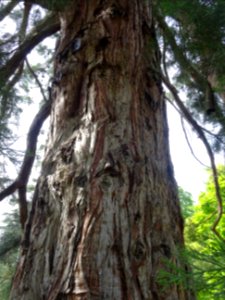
157, 14, 207, 88
0, 0, 18, 22
161, 72, 224, 242
166, 94, 210, 168
18, 105, 51, 186
25, 58, 48, 102
160, 27, 224, 239
0, 12, 60, 86
166, 94, 209, 168
0, 99, 52, 228
161, 27, 225, 157
157, 14, 217, 115
199, 126, 225, 149
180, 117, 208, 168
0, 5, 57, 228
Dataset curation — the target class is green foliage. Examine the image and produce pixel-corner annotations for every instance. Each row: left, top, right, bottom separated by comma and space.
190, 166, 225, 299
0, 1, 224, 297
178, 187, 194, 219
156, 0, 225, 153
159, 166, 225, 299
0, 210, 21, 257
0, 249, 18, 300
190, 240, 225, 300
157, 242, 225, 299
186, 166, 225, 246
0, 206, 21, 300
159, 0, 225, 75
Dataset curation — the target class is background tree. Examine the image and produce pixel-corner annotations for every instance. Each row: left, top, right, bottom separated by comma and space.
0, 0, 224, 299
158, 169, 225, 299
186, 166, 225, 247
0, 196, 21, 300
184, 166, 225, 300
178, 188, 194, 220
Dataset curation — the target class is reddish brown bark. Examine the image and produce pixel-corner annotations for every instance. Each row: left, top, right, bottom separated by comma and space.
10, 1, 194, 299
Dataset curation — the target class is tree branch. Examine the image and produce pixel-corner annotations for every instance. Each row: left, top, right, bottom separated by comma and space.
0, 182, 18, 202
0, 6, 58, 229
156, 14, 207, 88
166, 94, 209, 167
199, 126, 225, 149
0, 0, 18, 22
0, 99, 52, 228
180, 117, 208, 168
25, 58, 48, 102
157, 13, 217, 115
0, 12, 60, 86
19, 1, 32, 43
161, 72, 224, 242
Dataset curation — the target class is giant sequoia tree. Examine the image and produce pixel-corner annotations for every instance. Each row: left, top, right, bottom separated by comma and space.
0, 0, 224, 299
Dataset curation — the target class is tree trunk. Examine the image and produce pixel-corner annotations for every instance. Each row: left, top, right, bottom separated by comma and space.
10, 1, 194, 299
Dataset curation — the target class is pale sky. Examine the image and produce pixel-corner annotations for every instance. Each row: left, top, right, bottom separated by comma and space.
167, 102, 224, 201
0, 15, 224, 226
1, 98, 223, 226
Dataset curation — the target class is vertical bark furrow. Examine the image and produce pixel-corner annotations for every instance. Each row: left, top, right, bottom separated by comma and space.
10, 1, 193, 300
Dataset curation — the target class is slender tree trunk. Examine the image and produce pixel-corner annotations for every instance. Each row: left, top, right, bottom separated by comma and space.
11, 1, 194, 299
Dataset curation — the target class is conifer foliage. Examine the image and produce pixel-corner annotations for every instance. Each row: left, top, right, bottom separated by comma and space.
0, 0, 224, 299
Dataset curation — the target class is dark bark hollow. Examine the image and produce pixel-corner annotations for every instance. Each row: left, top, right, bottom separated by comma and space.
11, 1, 193, 299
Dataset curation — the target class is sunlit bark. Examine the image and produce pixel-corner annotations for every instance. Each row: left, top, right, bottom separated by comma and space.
10, 1, 194, 299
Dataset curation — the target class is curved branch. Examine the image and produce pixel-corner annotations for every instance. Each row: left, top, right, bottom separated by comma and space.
157, 13, 217, 114
19, 100, 51, 185
166, 95, 209, 167
0, 99, 52, 228
25, 58, 48, 102
156, 14, 206, 88
180, 117, 208, 168
161, 72, 224, 242
0, 8, 55, 228
0, 12, 60, 86
160, 27, 224, 241
0, 0, 18, 22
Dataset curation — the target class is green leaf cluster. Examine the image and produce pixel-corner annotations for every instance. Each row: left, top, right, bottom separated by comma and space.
184, 167, 225, 299
159, 166, 225, 299
186, 166, 225, 247
0, 206, 21, 300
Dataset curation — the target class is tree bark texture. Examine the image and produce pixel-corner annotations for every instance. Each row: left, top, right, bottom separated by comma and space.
11, 1, 193, 299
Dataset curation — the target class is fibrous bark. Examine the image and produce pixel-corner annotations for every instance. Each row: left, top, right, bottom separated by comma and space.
10, 1, 194, 299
